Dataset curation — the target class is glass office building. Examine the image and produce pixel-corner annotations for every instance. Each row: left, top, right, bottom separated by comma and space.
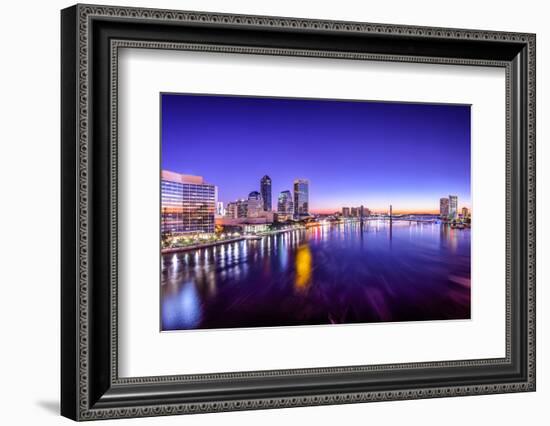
260, 175, 272, 211
247, 191, 263, 218
277, 190, 294, 220
440, 197, 450, 218
161, 170, 217, 236
293, 179, 309, 218
449, 195, 458, 219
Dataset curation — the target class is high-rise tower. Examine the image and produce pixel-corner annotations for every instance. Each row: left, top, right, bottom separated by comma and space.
293, 179, 309, 218
277, 190, 294, 221
260, 175, 272, 211
449, 195, 458, 219
440, 197, 450, 218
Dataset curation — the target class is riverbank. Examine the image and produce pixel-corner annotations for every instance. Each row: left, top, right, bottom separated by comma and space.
161, 226, 306, 254
161, 237, 245, 254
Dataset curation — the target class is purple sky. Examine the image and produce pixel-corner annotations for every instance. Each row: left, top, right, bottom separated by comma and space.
161, 93, 471, 214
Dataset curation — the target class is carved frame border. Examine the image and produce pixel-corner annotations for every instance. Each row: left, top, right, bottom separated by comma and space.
63, 3, 535, 421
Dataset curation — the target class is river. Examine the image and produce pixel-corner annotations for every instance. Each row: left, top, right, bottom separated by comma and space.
161, 220, 471, 331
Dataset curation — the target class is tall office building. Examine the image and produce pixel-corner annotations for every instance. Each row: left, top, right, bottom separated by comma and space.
351, 207, 358, 217
440, 197, 450, 218
462, 207, 470, 218
277, 190, 294, 220
236, 199, 248, 218
293, 179, 309, 218
449, 195, 458, 219
225, 202, 237, 218
247, 191, 263, 218
260, 175, 272, 211
342, 207, 350, 217
161, 170, 217, 236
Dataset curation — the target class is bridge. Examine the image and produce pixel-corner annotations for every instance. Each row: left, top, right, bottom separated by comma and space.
339, 215, 438, 224
359, 205, 438, 223
366, 216, 438, 223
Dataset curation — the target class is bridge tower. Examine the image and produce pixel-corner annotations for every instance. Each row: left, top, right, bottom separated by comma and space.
389, 204, 393, 241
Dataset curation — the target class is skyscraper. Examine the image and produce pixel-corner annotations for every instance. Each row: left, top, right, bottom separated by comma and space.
236, 199, 248, 218
293, 179, 309, 218
161, 170, 217, 236
260, 175, 272, 211
449, 195, 458, 219
342, 207, 350, 217
225, 202, 237, 218
440, 197, 449, 218
247, 191, 263, 218
277, 190, 294, 221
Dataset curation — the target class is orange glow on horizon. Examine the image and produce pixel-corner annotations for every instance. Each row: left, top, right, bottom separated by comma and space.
310, 207, 471, 215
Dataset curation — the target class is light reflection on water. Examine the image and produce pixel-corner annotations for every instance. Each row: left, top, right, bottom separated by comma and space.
162, 281, 202, 329
161, 221, 470, 331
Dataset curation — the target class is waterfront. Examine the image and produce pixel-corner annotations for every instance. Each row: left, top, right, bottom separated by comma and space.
161, 220, 471, 331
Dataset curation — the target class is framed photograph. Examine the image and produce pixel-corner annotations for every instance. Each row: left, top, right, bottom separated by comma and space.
159, 94, 474, 331
61, 4, 536, 421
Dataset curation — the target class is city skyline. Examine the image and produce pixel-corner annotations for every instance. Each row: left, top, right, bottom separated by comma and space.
161, 168, 468, 218
162, 94, 471, 214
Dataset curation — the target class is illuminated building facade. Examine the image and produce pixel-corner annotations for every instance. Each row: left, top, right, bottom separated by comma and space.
293, 179, 309, 218
440, 197, 450, 218
277, 190, 294, 221
225, 202, 237, 218
236, 199, 248, 218
247, 191, 263, 218
449, 195, 458, 219
161, 170, 217, 236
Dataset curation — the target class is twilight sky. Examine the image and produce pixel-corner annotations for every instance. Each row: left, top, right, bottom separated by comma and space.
161, 93, 471, 214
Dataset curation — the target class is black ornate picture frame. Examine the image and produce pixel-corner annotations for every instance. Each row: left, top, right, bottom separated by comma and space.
61, 4, 536, 421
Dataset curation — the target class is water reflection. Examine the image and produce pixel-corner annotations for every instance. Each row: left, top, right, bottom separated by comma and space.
162, 281, 202, 330
161, 221, 471, 331
294, 244, 312, 292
